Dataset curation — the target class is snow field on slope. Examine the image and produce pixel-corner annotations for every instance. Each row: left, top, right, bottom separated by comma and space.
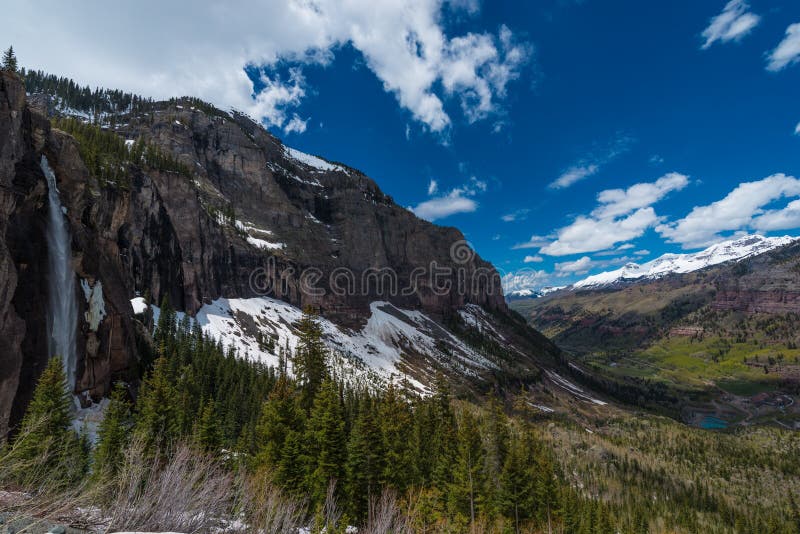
141, 297, 501, 392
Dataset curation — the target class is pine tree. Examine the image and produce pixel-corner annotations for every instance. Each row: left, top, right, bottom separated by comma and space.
430, 373, 457, 490
499, 431, 536, 533
305, 379, 346, 508
2, 46, 17, 73
294, 306, 328, 411
4, 358, 78, 486
479, 395, 509, 519
254, 376, 305, 471
134, 355, 179, 451
345, 397, 384, 520
92, 382, 132, 479
195, 398, 222, 453
449, 409, 486, 527
379, 384, 413, 492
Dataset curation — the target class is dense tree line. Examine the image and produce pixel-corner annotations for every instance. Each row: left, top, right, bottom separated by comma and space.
3, 301, 800, 532
21, 68, 153, 117
53, 117, 192, 187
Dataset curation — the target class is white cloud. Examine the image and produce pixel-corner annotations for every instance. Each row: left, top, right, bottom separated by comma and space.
752, 199, 800, 232
657, 173, 800, 248
617, 243, 635, 250
523, 255, 543, 263
541, 208, 661, 256
501, 208, 530, 222
767, 23, 800, 72
555, 256, 594, 276
634, 249, 650, 256
550, 164, 599, 189
411, 191, 477, 220
795, 121, 800, 135
7, 0, 530, 135
428, 179, 439, 195
283, 114, 309, 134
500, 269, 550, 293
592, 172, 689, 219
548, 134, 633, 189
540, 173, 688, 256
701, 0, 760, 50
512, 235, 552, 250
411, 176, 487, 221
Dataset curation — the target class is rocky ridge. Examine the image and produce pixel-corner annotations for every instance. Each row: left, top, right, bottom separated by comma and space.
0, 72, 558, 434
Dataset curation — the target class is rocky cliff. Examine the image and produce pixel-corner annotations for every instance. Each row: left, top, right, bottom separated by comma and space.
0, 72, 556, 435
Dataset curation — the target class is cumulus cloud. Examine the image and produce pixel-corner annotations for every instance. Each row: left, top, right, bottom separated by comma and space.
549, 134, 633, 189
657, 173, 800, 248
541, 209, 661, 256
701, 0, 760, 50
523, 255, 543, 263
7, 0, 530, 135
753, 199, 800, 231
411, 191, 477, 220
767, 23, 800, 72
539, 173, 689, 256
555, 256, 593, 275
428, 179, 439, 195
592, 172, 689, 219
283, 114, 309, 134
501, 208, 530, 222
411, 176, 487, 221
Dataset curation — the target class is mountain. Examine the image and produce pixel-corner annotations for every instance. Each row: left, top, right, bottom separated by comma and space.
510, 237, 800, 424
505, 286, 565, 300
0, 71, 560, 435
572, 234, 797, 289
503, 235, 796, 299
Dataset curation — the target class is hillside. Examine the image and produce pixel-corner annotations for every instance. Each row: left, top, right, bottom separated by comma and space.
511, 239, 800, 427
2, 63, 800, 534
0, 70, 565, 438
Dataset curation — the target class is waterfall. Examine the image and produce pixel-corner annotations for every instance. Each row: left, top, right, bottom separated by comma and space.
41, 155, 78, 391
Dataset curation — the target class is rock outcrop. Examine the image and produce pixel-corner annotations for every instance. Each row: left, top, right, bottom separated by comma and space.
0, 72, 541, 434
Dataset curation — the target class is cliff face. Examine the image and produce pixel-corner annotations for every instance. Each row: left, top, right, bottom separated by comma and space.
0, 72, 537, 434
711, 240, 800, 314
104, 103, 506, 323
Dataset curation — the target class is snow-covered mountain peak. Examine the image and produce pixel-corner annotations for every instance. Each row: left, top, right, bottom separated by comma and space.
572, 234, 796, 289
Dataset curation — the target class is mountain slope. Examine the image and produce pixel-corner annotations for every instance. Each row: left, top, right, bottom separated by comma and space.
0, 71, 560, 434
511, 239, 800, 426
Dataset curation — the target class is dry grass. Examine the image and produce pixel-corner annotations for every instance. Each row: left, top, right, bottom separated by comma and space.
96, 438, 234, 533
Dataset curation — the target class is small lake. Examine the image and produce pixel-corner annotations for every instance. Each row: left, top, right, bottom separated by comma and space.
698, 415, 729, 430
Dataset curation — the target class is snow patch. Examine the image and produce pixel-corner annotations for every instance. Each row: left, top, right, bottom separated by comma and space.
284, 146, 347, 174
131, 296, 148, 315
71, 397, 110, 444
149, 297, 500, 393
246, 236, 285, 250
80, 279, 107, 332
545, 370, 607, 406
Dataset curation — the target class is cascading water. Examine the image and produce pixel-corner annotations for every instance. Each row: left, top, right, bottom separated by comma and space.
41, 155, 78, 391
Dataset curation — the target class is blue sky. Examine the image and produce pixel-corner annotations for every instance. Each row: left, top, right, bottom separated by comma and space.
8, 0, 800, 289
265, 0, 800, 288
